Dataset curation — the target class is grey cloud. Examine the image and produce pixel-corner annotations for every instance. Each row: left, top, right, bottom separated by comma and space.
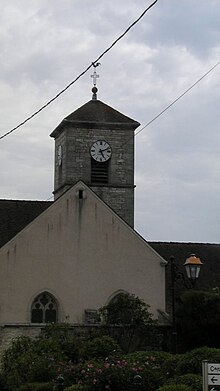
1, 0, 220, 243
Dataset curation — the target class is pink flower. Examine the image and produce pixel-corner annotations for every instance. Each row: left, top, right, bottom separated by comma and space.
88, 363, 94, 368
104, 363, 110, 369
93, 379, 97, 384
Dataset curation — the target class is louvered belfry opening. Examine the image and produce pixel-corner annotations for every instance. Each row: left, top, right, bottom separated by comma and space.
91, 159, 109, 183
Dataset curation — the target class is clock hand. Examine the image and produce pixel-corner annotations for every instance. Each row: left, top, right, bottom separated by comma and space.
99, 149, 105, 158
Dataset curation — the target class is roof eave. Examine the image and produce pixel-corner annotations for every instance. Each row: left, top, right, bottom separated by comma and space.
50, 119, 140, 138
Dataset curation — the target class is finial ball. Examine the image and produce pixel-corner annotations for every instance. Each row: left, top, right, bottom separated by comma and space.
92, 86, 98, 93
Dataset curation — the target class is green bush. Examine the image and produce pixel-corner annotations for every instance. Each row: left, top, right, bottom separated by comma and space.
18, 382, 53, 391
166, 373, 202, 391
64, 385, 87, 391
79, 336, 121, 360
127, 350, 173, 367
99, 293, 158, 352
157, 384, 193, 391
125, 350, 181, 379
1, 326, 220, 391
176, 347, 220, 375
0, 372, 7, 391
176, 290, 220, 351
2, 348, 60, 389
100, 293, 154, 326
0, 325, 82, 390
40, 323, 80, 363
159, 353, 182, 378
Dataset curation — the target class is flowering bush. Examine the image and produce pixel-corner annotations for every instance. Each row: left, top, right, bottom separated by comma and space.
61, 354, 166, 391
1, 327, 220, 391
1, 335, 66, 390
79, 336, 121, 360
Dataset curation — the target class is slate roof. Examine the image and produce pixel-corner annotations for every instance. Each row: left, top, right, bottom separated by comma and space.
0, 199, 52, 248
148, 241, 220, 316
149, 241, 220, 291
50, 99, 140, 137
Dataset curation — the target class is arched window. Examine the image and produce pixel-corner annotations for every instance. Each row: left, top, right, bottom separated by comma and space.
107, 290, 128, 305
31, 292, 58, 323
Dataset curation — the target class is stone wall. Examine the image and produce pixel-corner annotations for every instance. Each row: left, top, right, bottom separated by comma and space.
0, 325, 44, 356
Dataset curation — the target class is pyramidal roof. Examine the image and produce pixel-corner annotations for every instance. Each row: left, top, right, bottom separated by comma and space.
50, 99, 140, 137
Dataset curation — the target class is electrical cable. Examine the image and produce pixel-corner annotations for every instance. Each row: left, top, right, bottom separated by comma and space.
0, 0, 158, 140
134, 60, 220, 138
45, 59, 220, 200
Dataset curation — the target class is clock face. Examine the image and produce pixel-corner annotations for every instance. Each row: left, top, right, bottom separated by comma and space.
57, 145, 62, 166
90, 140, 112, 162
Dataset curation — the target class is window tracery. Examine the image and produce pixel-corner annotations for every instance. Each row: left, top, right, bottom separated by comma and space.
31, 292, 57, 323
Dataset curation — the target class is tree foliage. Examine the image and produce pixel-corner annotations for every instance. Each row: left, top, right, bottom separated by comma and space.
99, 293, 159, 352
99, 293, 155, 326
176, 289, 220, 351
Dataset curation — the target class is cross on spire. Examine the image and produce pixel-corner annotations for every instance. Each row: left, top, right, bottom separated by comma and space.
91, 68, 99, 86
91, 63, 101, 100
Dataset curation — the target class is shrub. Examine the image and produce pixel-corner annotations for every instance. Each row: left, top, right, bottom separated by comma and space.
0, 372, 7, 391
0, 324, 83, 390
80, 336, 121, 360
64, 385, 87, 391
99, 293, 154, 326
18, 383, 53, 391
127, 350, 173, 367
1, 334, 66, 390
176, 347, 220, 375
157, 385, 193, 391
38, 323, 79, 362
166, 373, 202, 391
125, 350, 181, 379
99, 293, 159, 352
176, 290, 220, 351
159, 353, 182, 378
64, 356, 165, 391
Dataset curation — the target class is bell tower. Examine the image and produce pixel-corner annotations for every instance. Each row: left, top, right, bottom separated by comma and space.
50, 70, 140, 227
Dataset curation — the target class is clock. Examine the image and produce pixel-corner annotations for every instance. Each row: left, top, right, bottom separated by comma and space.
57, 145, 62, 166
90, 140, 112, 162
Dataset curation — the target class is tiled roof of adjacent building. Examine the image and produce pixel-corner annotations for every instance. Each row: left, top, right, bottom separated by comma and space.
149, 241, 220, 291
0, 199, 52, 248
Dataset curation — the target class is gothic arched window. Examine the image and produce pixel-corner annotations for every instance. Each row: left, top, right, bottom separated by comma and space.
31, 292, 58, 323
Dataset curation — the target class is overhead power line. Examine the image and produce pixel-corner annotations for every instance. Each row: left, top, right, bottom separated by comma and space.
134, 60, 220, 138
0, 0, 158, 140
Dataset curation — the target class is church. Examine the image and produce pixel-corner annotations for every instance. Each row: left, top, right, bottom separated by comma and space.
0, 74, 219, 350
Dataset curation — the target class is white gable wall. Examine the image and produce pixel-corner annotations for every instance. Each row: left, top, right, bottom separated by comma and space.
0, 182, 166, 324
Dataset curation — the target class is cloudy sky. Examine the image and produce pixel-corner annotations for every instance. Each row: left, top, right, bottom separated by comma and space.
1, 0, 220, 243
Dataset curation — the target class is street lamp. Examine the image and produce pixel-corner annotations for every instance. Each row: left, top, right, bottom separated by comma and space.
184, 254, 203, 284
170, 254, 203, 353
